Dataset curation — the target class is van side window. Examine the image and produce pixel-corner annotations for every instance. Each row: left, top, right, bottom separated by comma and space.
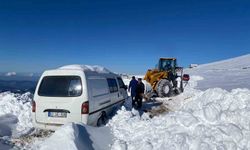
117, 77, 125, 89
107, 78, 118, 93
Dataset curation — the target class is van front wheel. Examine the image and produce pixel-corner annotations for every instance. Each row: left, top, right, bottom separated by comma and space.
97, 112, 108, 127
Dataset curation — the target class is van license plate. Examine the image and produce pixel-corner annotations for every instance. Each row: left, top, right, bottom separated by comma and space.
48, 112, 67, 118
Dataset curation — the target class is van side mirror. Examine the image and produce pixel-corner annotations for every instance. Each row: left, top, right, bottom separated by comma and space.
123, 85, 128, 90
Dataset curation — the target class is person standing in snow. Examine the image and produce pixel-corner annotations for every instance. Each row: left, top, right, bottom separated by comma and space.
129, 76, 138, 107
135, 78, 145, 109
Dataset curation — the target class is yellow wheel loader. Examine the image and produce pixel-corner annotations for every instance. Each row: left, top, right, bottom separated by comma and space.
144, 58, 190, 97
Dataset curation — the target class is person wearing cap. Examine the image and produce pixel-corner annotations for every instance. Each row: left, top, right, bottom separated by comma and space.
135, 78, 145, 109
129, 76, 138, 107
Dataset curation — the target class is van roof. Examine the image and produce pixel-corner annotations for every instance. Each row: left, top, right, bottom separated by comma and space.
57, 64, 113, 74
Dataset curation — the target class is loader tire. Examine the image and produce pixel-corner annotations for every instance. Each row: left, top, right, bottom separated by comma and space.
156, 79, 173, 97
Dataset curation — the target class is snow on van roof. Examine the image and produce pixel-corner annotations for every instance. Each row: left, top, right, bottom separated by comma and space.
58, 65, 112, 73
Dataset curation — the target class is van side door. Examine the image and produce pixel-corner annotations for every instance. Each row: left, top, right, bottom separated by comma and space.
88, 78, 111, 125
107, 78, 119, 104
117, 77, 128, 100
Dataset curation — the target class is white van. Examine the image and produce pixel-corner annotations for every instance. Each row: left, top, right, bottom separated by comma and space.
32, 65, 128, 130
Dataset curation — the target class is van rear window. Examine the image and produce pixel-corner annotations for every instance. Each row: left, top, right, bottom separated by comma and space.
38, 76, 82, 97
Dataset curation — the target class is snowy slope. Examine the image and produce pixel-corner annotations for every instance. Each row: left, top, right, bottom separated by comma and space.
1, 56, 250, 149
185, 54, 250, 90
196, 54, 250, 70
109, 88, 250, 150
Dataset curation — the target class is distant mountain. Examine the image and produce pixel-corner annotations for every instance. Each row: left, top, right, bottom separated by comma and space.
0, 73, 40, 81
0, 74, 39, 93
0, 80, 38, 93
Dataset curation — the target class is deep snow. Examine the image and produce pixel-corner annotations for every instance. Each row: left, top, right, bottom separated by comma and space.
109, 83, 250, 149
0, 92, 33, 137
0, 55, 250, 149
0, 92, 34, 149
35, 123, 113, 150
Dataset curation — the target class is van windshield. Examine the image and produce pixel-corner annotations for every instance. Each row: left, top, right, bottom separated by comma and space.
38, 76, 82, 97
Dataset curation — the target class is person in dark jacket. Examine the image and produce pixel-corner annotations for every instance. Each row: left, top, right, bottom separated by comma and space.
135, 78, 145, 109
129, 76, 138, 106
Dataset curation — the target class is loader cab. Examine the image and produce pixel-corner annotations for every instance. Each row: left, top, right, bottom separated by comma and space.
158, 58, 177, 73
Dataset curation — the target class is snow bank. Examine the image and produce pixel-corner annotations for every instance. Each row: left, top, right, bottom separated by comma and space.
109, 87, 250, 150
58, 64, 112, 74
0, 92, 33, 137
36, 123, 113, 150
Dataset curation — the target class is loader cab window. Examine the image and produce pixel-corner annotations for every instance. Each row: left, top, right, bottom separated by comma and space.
159, 59, 176, 71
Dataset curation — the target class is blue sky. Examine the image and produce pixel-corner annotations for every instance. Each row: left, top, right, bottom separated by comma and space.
0, 0, 249, 74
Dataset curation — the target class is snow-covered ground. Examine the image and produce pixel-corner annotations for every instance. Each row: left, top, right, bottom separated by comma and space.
109, 80, 250, 149
185, 54, 250, 90
0, 54, 250, 149
35, 123, 113, 150
0, 92, 34, 149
